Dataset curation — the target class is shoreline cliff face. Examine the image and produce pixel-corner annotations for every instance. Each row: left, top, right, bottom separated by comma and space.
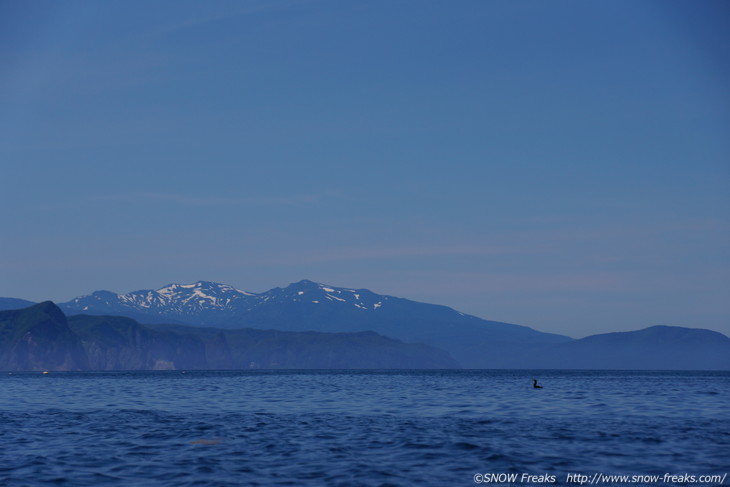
0, 301, 87, 371
68, 314, 208, 371
0, 302, 459, 372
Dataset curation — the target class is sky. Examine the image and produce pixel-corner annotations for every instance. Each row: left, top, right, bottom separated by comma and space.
1, 0, 728, 338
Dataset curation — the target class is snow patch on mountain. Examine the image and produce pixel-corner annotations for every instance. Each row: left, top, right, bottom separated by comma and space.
61, 279, 397, 323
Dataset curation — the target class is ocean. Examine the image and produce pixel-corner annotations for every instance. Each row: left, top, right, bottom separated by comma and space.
1, 370, 728, 486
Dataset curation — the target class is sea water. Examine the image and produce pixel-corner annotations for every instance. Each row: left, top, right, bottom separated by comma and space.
1, 370, 728, 486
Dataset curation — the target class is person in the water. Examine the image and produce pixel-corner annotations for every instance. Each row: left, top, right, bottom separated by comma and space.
533, 379, 543, 389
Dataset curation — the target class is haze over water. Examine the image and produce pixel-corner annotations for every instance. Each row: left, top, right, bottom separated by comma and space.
2, 370, 728, 486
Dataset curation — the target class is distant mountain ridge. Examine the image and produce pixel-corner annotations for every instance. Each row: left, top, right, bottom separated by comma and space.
534, 325, 730, 370
0, 297, 36, 311
60, 281, 258, 326
56, 280, 571, 367
59, 280, 397, 326
2, 280, 729, 369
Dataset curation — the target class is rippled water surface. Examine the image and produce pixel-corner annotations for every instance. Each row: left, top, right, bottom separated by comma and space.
1, 370, 729, 486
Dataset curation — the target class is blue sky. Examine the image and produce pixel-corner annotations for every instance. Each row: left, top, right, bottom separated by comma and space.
1, 0, 728, 338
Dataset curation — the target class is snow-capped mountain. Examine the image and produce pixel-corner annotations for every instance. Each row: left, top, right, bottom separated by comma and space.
58, 279, 570, 367
59, 280, 391, 324
255, 279, 389, 311
62, 281, 259, 323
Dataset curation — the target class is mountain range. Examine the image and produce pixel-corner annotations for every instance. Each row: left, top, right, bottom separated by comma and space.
57, 279, 571, 368
1, 280, 728, 370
